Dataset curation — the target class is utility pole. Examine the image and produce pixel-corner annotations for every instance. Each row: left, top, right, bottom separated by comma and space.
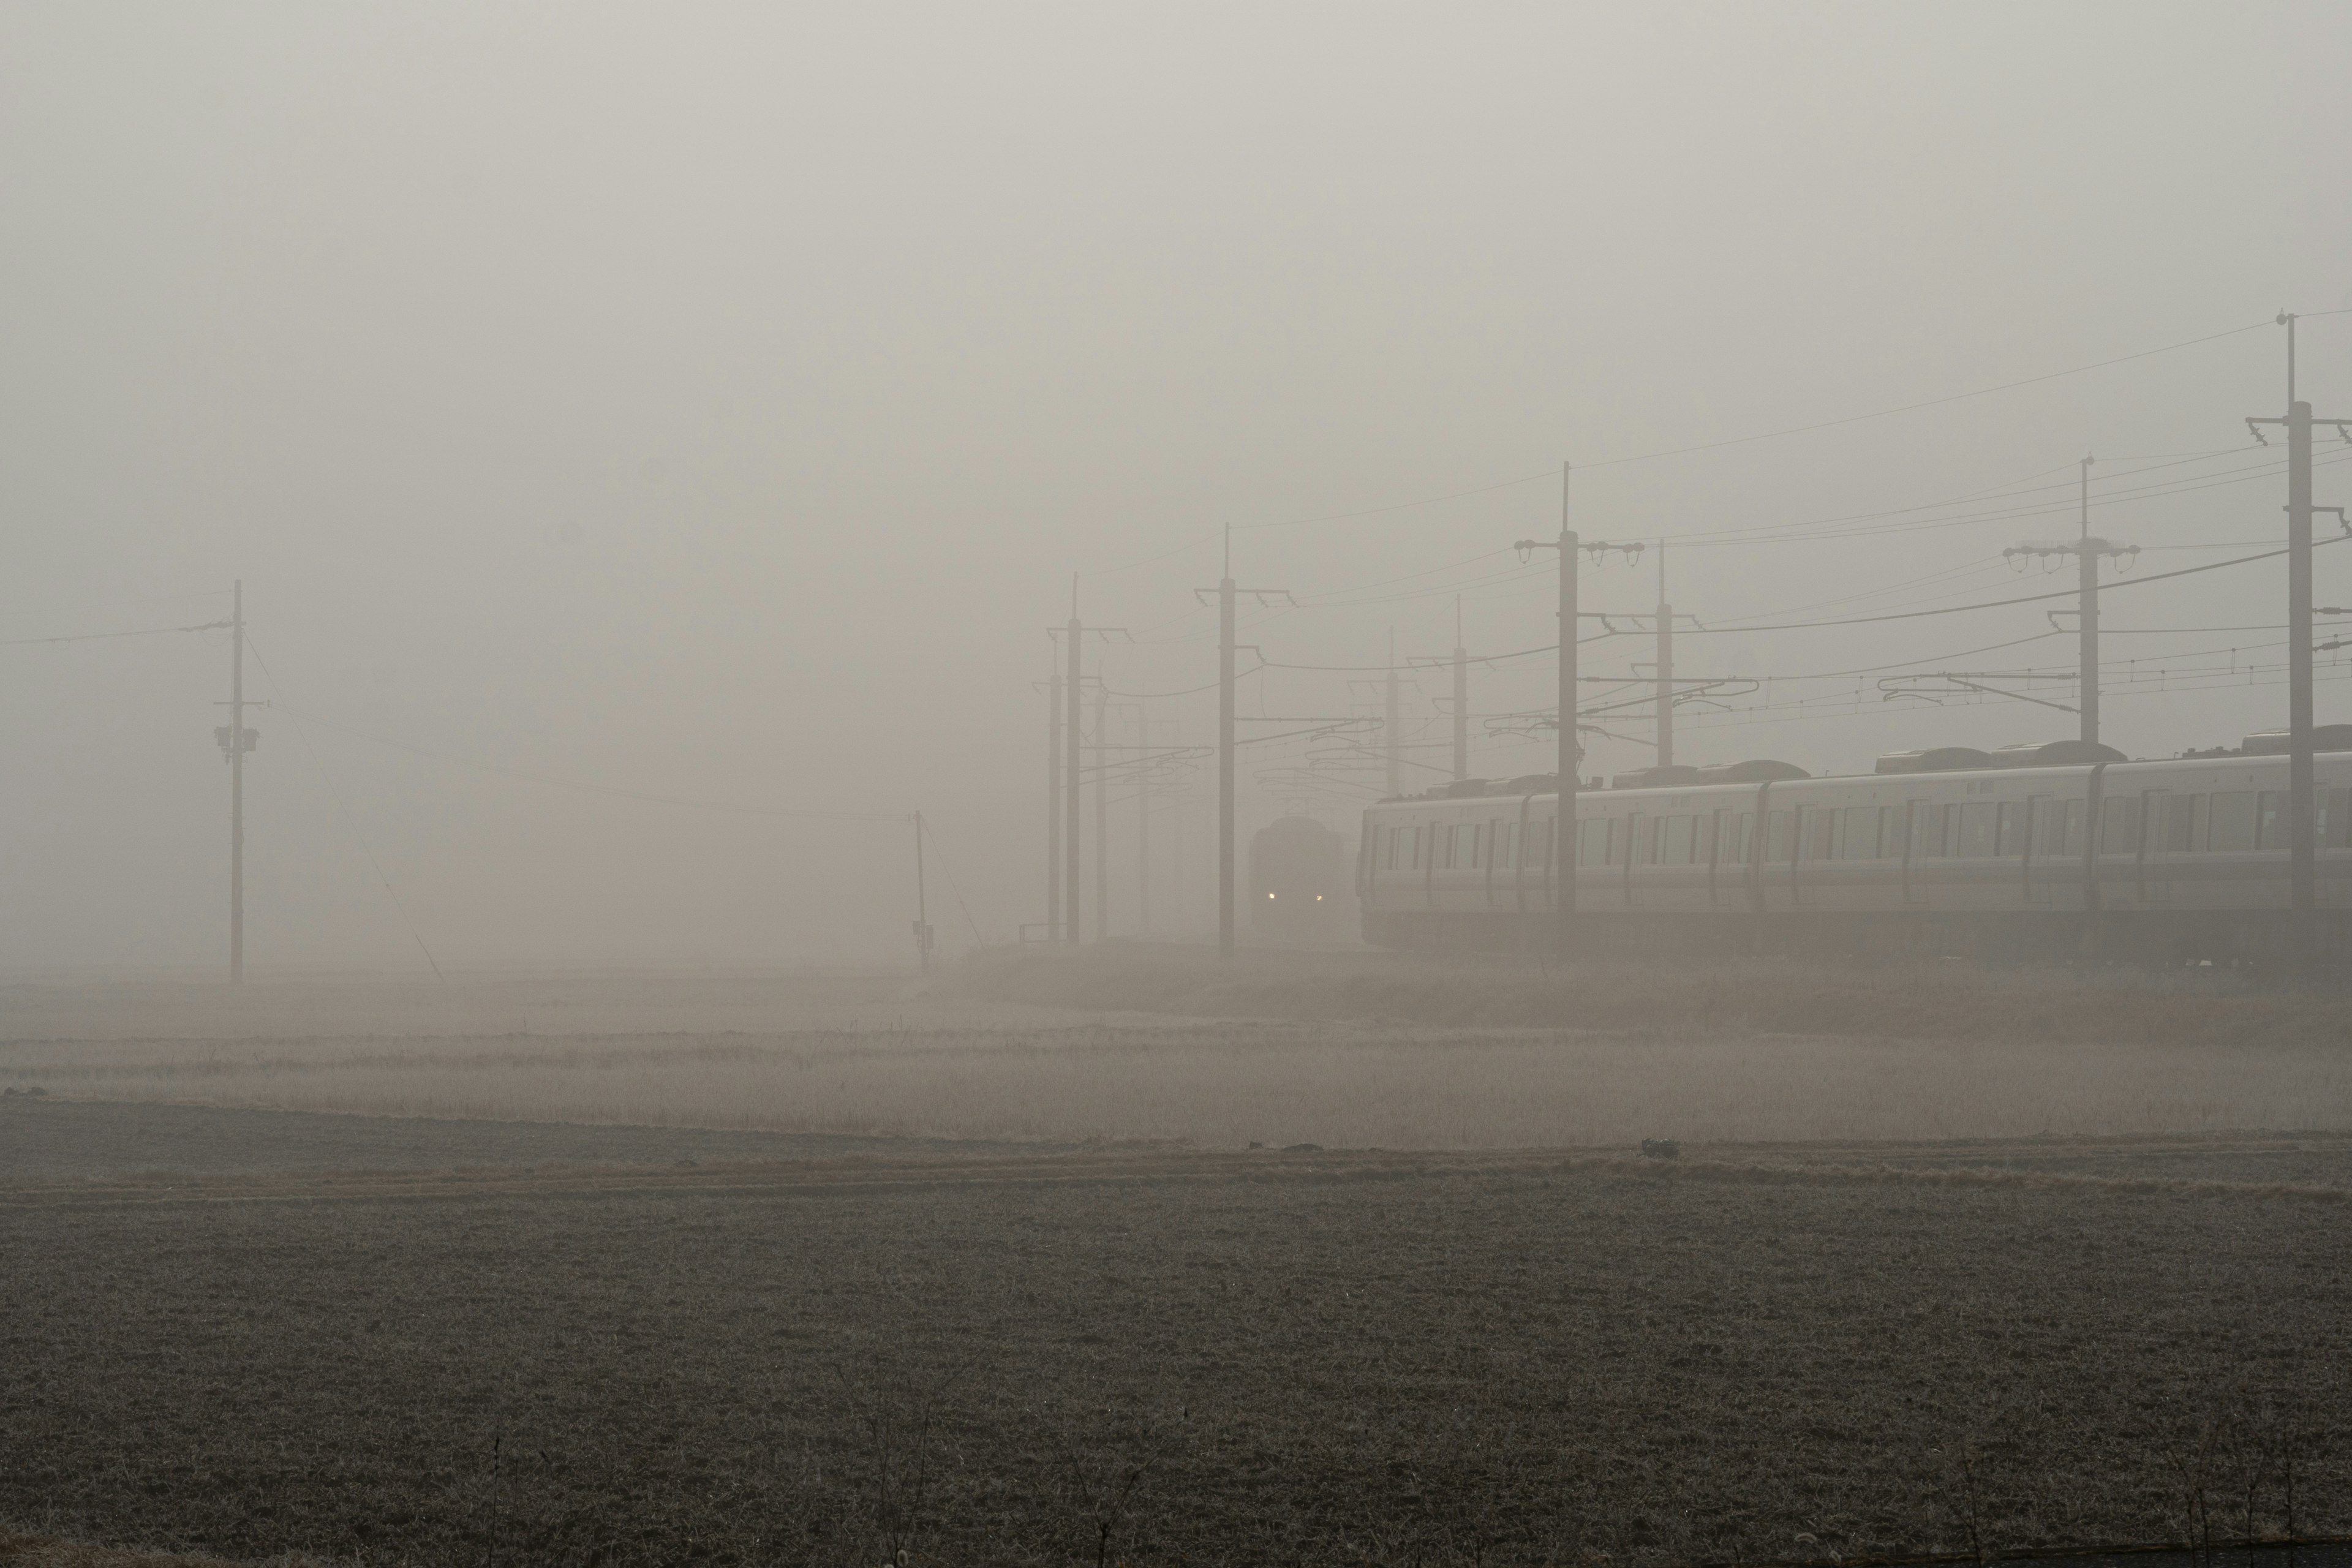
1219, 566, 1234, 954
1385, 630, 1401, 797
1452, 598, 1469, 782
1518, 462, 1640, 954
2003, 458, 2134, 747
1196, 526, 1289, 956
1654, 545, 1674, 769
911, 812, 934, 973
212, 579, 260, 984
1136, 703, 1151, 938
1093, 680, 1110, 941
2248, 311, 2350, 966
1046, 642, 1063, 943
2077, 459, 2098, 747
1065, 585, 1082, 946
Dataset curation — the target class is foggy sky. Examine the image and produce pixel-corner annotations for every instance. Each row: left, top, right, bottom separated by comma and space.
7, 2, 2352, 972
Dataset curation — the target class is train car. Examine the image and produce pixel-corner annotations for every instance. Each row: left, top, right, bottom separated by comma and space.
1355, 733, 2352, 962
1251, 815, 1350, 936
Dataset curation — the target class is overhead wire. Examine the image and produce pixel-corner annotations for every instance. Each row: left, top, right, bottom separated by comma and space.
1, 618, 231, 647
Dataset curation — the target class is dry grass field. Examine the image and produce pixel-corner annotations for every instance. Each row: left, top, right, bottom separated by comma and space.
5, 952, 2351, 1567
6, 1099, 2350, 1568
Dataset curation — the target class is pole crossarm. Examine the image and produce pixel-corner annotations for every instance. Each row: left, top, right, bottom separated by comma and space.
2002, 540, 2141, 566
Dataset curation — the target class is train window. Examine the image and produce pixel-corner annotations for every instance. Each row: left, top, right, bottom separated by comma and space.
1409, 825, 1425, 870
1996, 801, 2025, 858
1699, 812, 1720, 865
2029, 796, 2060, 856
1662, 815, 1695, 867
2158, 794, 2195, 854
2100, 796, 2141, 854
2062, 799, 2084, 856
1767, 810, 1792, 862
1956, 801, 1999, 859
2256, 792, 2286, 851
1636, 815, 1658, 865
1838, 804, 1879, 860
2207, 791, 2255, 852
1733, 812, 1754, 864
1500, 820, 1518, 869
2185, 794, 2209, 852
1804, 808, 1836, 862
2328, 789, 2352, 850
1918, 802, 1951, 857
1450, 821, 1479, 869
1384, 827, 1400, 871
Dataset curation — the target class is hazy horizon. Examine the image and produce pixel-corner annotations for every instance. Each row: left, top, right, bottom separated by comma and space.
8, 2, 2352, 972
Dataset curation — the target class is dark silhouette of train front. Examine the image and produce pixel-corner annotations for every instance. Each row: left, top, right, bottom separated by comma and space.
1249, 815, 1351, 936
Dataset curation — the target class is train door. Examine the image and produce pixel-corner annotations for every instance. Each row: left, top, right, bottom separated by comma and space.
1706, 808, 1730, 908
2025, 796, 2054, 905
2140, 790, 2173, 904
1510, 801, 1531, 913
1996, 799, 2029, 906
1790, 805, 1817, 906
1902, 799, 1932, 905
2098, 791, 2143, 910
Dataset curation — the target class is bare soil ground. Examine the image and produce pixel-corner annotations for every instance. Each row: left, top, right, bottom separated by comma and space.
6, 1095, 2349, 1568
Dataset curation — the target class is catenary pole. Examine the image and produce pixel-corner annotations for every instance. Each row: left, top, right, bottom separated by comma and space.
1452, 597, 1468, 782
1518, 464, 1638, 955
1136, 703, 1151, 937
2244, 310, 2343, 969
2079, 458, 2098, 747
1219, 547, 1235, 953
1558, 472, 1577, 951
1196, 527, 1287, 956
2003, 458, 2127, 745
2290, 397, 2315, 941
1385, 630, 1401, 797
1094, 680, 1109, 941
912, 812, 932, 973
1654, 545, 1673, 769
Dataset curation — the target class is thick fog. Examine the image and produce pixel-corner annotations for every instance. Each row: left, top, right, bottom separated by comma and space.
6, 3, 2350, 972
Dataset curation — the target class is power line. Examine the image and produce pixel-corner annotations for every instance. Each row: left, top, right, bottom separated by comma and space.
1691, 537, 2345, 635
0, 618, 230, 647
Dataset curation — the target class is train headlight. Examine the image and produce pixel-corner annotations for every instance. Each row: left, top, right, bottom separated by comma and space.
1316, 894, 1323, 900
1267, 892, 1275, 899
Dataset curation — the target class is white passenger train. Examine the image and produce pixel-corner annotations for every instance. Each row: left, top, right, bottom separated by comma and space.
1355, 732, 2352, 960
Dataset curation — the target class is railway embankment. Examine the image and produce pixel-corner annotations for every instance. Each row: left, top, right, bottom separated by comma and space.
943, 940, 2352, 1047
